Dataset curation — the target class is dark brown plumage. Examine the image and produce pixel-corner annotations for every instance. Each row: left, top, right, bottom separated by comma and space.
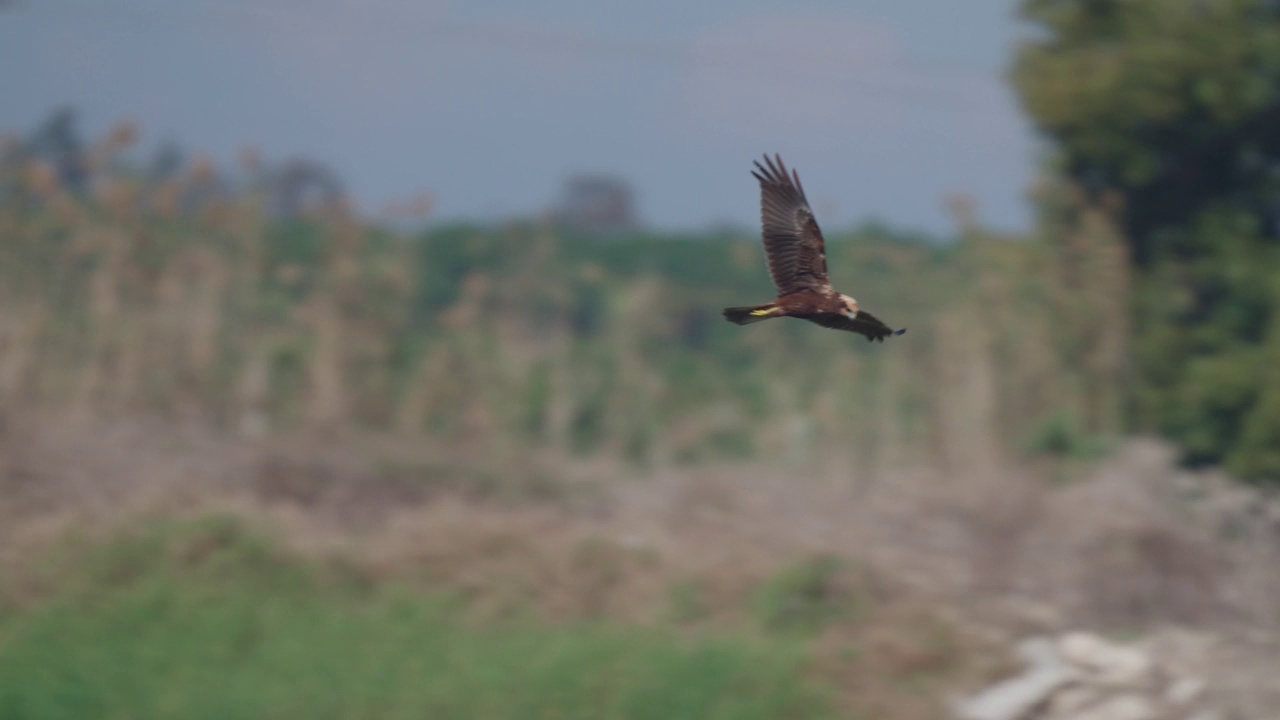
723, 154, 905, 343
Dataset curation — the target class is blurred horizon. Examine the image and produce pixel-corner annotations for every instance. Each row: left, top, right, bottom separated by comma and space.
0, 0, 1037, 237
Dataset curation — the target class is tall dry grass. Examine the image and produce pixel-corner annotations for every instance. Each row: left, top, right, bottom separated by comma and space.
0, 124, 1132, 477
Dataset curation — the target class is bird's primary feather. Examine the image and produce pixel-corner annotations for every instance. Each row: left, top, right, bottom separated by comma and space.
751, 154, 831, 296
804, 310, 905, 343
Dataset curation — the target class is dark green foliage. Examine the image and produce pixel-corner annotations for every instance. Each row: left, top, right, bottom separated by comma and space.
1162, 350, 1263, 465
1230, 375, 1280, 479
1014, 0, 1280, 482
1014, 0, 1280, 261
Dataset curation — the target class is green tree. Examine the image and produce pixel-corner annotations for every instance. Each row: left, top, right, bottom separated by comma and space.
1012, 0, 1280, 481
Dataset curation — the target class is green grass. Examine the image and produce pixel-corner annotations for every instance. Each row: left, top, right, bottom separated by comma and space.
752, 555, 862, 635
0, 517, 833, 720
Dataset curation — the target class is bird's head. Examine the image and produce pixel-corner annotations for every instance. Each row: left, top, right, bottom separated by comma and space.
838, 294, 859, 318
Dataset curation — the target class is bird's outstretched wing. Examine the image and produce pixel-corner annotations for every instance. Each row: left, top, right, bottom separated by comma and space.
805, 311, 906, 343
751, 154, 830, 296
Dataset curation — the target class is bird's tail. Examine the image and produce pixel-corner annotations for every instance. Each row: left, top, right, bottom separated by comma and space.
723, 303, 781, 325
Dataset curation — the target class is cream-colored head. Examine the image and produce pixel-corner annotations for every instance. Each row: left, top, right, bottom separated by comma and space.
838, 293, 860, 318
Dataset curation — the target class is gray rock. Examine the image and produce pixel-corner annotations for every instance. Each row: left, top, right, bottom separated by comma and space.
953, 637, 1075, 720
1182, 712, 1224, 720
1067, 694, 1155, 720
1058, 632, 1152, 687
1046, 686, 1101, 718
1164, 676, 1205, 707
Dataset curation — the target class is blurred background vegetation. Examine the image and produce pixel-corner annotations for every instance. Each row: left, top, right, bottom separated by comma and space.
1013, 0, 1280, 481
7, 2, 1279, 481
4, 1, 1280, 719
0, 111, 1131, 477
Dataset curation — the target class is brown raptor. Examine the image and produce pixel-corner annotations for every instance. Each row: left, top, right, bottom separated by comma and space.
723, 154, 906, 343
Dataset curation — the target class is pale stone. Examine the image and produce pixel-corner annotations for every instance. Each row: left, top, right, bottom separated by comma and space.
1163, 676, 1205, 706
1058, 632, 1152, 686
953, 637, 1074, 720
1045, 685, 1100, 718
1068, 694, 1156, 720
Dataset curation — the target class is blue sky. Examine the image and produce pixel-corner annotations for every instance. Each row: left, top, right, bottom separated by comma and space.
1, 0, 1040, 236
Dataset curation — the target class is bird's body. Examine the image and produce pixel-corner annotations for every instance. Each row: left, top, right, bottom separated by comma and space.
723, 154, 905, 343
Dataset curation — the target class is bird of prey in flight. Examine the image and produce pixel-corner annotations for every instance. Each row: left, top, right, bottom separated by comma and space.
723, 154, 906, 343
